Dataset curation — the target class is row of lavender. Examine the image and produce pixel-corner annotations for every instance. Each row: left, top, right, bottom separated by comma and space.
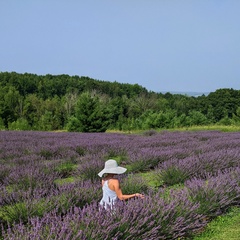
0, 130, 240, 239
2, 130, 239, 178
3, 169, 240, 240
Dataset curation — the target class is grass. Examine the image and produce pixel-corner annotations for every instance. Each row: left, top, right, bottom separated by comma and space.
55, 162, 78, 177
139, 171, 164, 188
174, 125, 240, 132
107, 124, 240, 134
193, 206, 240, 240
54, 176, 76, 185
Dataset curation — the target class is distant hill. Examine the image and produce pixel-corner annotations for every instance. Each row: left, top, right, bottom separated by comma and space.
160, 91, 210, 97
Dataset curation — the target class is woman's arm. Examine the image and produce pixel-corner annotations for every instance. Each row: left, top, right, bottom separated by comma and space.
111, 179, 144, 200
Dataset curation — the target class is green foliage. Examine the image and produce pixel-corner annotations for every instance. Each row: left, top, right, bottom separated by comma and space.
1, 72, 240, 132
0, 202, 29, 226
186, 110, 209, 126
66, 116, 82, 132
206, 105, 215, 122
0, 117, 5, 130
194, 207, 240, 240
171, 124, 240, 132
75, 92, 112, 132
54, 176, 76, 185
231, 113, 240, 125
55, 162, 78, 178
17, 175, 38, 191
139, 171, 164, 188
236, 106, 240, 118
0, 199, 52, 227
154, 110, 176, 129
39, 149, 54, 159
207, 88, 240, 122
38, 111, 56, 131
3, 86, 22, 122
126, 160, 148, 173
8, 118, 30, 130
217, 116, 232, 126
159, 167, 189, 186
172, 113, 187, 128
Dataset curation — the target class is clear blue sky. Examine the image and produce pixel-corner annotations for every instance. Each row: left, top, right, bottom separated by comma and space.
1, 1, 239, 93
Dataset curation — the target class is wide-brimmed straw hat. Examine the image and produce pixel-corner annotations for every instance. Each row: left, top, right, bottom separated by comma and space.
98, 159, 127, 177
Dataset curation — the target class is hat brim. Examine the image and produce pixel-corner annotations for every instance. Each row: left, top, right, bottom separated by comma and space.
98, 166, 127, 177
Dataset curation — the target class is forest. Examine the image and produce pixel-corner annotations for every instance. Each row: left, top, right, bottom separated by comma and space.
0, 71, 240, 132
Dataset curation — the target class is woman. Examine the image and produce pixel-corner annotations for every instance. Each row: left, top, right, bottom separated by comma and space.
98, 159, 144, 209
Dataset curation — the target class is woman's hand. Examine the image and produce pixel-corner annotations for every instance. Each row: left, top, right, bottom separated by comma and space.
135, 193, 144, 199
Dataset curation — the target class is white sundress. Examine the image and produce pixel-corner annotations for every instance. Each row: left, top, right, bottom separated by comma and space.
99, 180, 118, 209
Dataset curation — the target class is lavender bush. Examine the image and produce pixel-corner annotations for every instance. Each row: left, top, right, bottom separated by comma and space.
0, 130, 240, 239
157, 165, 190, 186
2, 190, 206, 240
75, 154, 104, 182
185, 169, 240, 217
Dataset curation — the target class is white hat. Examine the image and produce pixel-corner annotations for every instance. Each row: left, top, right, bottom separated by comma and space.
98, 159, 127, 177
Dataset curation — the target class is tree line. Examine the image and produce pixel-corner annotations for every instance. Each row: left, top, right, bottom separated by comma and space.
0, 71, 240, 132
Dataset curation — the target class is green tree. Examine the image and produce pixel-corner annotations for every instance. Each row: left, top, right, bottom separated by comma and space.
231, 106, 240, 125
4, 86, 22, 122
23, 94, 44, 128
63, 92, 78, 117
0, 117, 5, 130
0, 86, 7, 126
156, 110, 177, 128
156, 97, 170, 112
43, 96, 64, 130
207, 88, 240, 121
173, 113, 187, 128
128, 93, 158, 118
65, 116, 82, 132
75, 92, 111, 132
170, 94, 194, 116
185, 110, 208, 126
38, 111, 54, 131
8, 118, 30, 130
206, 105, 215, 123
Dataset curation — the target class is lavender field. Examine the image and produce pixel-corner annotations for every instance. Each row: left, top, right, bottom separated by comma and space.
0, 130, 240, 239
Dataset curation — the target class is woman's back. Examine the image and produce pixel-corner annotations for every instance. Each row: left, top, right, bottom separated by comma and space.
99, 179, 118, 208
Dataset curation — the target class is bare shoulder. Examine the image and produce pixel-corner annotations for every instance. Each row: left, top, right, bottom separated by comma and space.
108, 178, 120, 188
109, 178, 119, 184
